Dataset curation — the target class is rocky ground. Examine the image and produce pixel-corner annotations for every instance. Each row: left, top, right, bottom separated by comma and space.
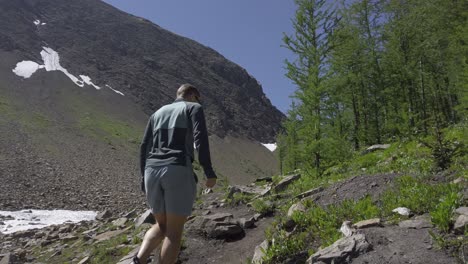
0, 172, 466, 264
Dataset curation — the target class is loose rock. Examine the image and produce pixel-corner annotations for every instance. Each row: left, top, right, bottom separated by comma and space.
455, 207, 468, 216
252, 240, 269, 264
454, 215, 468, 234
112, 217, 128, 227
287, 202, 306, 218
96, 210, 112, 221
340, 221, 355, 237
135, 210, 155, 227
392, 207, 412, 216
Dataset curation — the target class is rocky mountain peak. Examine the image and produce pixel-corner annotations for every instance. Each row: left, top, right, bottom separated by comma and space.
0, 0, 284, 142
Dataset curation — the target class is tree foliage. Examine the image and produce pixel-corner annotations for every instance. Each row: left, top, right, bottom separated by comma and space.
280, 0, 467, 176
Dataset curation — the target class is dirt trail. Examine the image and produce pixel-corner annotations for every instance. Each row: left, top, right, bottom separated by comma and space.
178, 191, 274, 264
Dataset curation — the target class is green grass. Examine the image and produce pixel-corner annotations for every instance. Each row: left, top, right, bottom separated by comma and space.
78, 112, 141, 145
381, 176, 462, 218
0, 92, 51, 130
252, 198, 275, 215
32, 222, 149, 264
90, 234, 133, 264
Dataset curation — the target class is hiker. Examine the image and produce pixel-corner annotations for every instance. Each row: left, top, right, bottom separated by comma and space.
134, 84, 217, 264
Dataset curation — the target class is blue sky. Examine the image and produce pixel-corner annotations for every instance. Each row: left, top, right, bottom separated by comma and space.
102, 0, 297, 113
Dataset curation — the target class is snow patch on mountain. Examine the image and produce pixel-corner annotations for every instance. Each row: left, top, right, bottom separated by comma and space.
80, 75, 101, 90
105, 85, 125, 96
12, 47, 124, 96
261, 143, 277, 152
40, 47, 85, 87
12, 61, 44, 78
33, 20, 46, 26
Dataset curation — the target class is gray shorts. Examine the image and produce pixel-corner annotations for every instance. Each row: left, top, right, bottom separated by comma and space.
144, 164, 197, 216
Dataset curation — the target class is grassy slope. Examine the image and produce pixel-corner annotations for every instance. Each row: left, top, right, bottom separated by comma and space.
259, 124, 467, 263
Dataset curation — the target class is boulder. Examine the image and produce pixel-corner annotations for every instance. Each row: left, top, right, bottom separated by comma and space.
252, 240, 269, 263
135, 210, 155, 227
205, 222, 244, 239
11, 230, 35, 239
307, 234, 371, 263
274, 174, 301, 192
186, 213, 243, 239
353, 218, 381, 229
284, 202, 306, 229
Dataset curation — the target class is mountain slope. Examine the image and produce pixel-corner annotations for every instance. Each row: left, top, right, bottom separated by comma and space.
0, 0, 282, 212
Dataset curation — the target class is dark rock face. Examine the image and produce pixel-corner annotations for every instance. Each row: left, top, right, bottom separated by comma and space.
0, 0, 284, 142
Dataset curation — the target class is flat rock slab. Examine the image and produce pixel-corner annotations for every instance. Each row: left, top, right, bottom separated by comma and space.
77, 256, 90, 264
274, 174, 301, 192
204, 213, 233, 222
307, 234, 370, 263
94, 226, 131, 242
296, 187, 324, 199
399, 218, 433, 229
352, 226, 457, 264
353, 218, 381, 229
228, 185, 270, 198
113, 217, 128, 227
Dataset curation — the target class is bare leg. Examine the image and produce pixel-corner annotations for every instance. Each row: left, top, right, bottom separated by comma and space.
137, 213, 166, 264
159, 213, 187, 264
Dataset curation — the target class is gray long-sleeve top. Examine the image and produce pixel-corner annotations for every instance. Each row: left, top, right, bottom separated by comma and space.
139, 98, 217, 179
